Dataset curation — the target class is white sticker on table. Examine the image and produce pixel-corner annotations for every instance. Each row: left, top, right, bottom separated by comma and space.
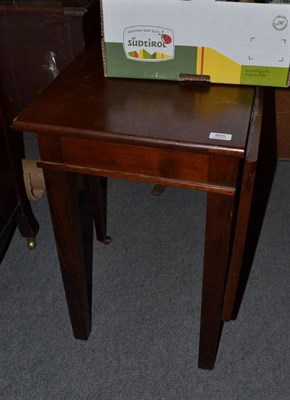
209, 132, 232, 141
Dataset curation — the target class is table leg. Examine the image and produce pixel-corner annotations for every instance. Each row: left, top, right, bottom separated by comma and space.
86, 175, 111, 245
198, 192, 235, 370
43, 169, 93, 340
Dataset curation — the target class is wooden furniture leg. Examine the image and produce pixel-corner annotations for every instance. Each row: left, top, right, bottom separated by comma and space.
222, 87, 270, 321
43, 169, 93, 339
198, 192, 236, 370
86, 175, 112, 244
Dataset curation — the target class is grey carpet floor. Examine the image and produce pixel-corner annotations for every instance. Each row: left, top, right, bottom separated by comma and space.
0, 155, 289, 399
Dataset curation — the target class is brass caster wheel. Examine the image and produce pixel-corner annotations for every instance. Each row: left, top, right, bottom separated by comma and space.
101, 236, 112, 245
27, 237, 36, 250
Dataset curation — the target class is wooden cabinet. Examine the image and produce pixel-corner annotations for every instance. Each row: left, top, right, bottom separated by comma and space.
0, 0, 99, 122
0, 0, 100, 261
0, 99, 18, 262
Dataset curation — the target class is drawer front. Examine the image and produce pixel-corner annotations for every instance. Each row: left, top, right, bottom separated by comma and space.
61, 137, 210, 184
60, 137, 240, 193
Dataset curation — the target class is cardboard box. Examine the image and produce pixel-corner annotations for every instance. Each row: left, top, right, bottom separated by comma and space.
101, 0, 290, 87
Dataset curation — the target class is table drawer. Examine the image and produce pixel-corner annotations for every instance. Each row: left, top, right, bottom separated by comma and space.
61, 137, 210, 184
61, 137, 240, 190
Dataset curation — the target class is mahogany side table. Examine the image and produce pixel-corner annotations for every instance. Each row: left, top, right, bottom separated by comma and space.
13, 43, 265, 370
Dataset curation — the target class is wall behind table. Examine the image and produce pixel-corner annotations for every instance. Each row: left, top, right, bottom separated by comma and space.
276, 89, 290, 160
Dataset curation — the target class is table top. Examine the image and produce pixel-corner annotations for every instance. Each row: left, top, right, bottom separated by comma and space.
13, 42, 256, 157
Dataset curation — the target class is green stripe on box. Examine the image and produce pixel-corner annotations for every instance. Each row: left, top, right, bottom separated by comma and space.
241, 66, 289, 87
104, 43, 197, 81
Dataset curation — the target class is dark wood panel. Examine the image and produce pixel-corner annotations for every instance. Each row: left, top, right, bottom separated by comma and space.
62, 138, 210, 183
0, 1, 100, 121
0, 98, 18, 263
60, 137, 241, 190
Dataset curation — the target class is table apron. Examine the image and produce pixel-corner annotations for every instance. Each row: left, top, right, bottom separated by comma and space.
37, 135, 241, 195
